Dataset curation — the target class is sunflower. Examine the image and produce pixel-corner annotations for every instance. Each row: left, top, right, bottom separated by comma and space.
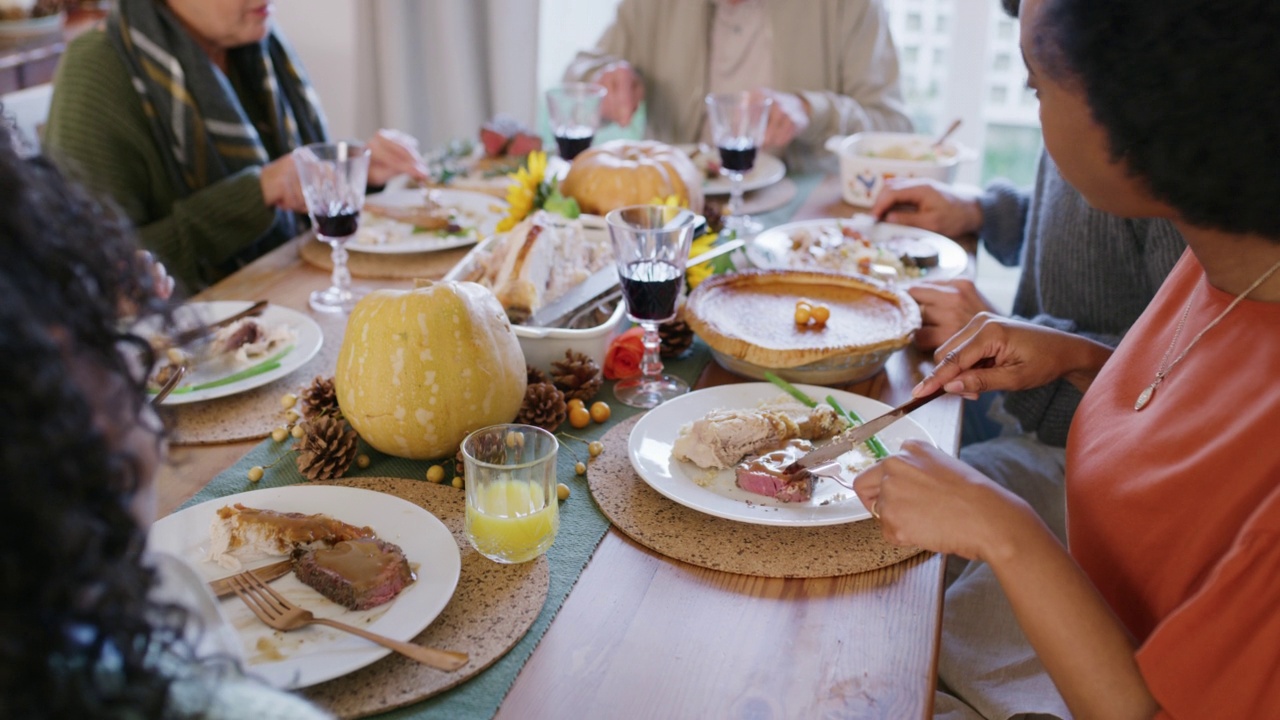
686, 232, 719, 289
496, 150, 548, 232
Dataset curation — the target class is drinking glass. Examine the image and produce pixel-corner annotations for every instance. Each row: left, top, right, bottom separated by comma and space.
704, 92, 773, 237
295, 140, 371, 313
606, 204, 698, 409
545, 83, 607, 161
462, 424, 560, 564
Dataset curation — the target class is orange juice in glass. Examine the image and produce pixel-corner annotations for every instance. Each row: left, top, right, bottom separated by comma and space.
462, 424, 559, 564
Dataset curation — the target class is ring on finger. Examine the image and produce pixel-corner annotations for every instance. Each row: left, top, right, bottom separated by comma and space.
870, 498, 881, 519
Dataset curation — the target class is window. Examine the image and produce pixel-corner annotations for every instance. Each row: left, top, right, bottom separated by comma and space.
885, 0, 1041, 187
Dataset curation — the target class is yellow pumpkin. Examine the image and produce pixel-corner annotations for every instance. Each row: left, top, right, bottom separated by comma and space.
335, 280, 527, 460
560, 139, 705, 216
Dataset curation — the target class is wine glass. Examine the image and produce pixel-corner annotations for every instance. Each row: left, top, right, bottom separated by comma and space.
704, 91, 773, 237
606, 205, 699, 409
294, 140, 371, 314
546, 83, 607, 161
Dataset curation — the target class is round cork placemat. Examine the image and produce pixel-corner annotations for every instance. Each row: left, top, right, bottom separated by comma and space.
299, 234, 473, 280
589, 416, 923, 578
302, 476, 550, 719
164, 314, 347, 445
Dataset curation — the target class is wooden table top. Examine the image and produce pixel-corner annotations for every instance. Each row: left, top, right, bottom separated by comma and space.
157, 174, 957, 719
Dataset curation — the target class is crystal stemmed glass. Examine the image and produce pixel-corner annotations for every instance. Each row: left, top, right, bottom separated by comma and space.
294, 140, 371, 314
704, 91, 773, 237
546, 83, 607, 161
606, 205, 699, 409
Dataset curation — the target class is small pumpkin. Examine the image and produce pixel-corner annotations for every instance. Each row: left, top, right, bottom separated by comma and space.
335, 280, 527, 460
560, 139, 705, 216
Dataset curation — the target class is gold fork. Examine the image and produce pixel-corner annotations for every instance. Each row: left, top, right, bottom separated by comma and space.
228, 570, 468, 672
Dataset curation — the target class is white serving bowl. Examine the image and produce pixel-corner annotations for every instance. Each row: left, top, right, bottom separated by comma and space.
514, 298, 627, 374
825, 131, 973, 207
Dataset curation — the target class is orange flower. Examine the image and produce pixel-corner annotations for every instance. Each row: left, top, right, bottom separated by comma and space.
604, 326, 646, 380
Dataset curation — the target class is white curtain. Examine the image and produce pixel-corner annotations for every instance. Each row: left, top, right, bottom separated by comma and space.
359, 0, 541, 148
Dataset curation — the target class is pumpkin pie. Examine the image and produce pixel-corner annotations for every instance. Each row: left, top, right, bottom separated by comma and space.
683, 269, 920, 371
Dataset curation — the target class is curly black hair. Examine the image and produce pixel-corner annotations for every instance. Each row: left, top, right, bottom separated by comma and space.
0, 118, 197, 717
1035, 0, 1280, 238
1001, 0, 1020, 18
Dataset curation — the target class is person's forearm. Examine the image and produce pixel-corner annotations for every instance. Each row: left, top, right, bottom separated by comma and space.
1058, 333, 1114, 394
986, 513, 1159, 719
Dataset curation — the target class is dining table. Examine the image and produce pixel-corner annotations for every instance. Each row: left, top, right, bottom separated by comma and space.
155, 169, 973, 719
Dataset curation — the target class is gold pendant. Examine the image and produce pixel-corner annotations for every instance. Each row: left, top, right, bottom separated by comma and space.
1134, 383, 1156, 411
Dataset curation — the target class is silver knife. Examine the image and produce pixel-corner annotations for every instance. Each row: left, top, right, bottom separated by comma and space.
528, 238, 745, 329
169, 300, 269, 348
207, 559, 293, 600
787, 357, 995, 473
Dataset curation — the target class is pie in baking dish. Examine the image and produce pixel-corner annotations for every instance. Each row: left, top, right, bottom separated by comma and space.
683, 269, 920, 370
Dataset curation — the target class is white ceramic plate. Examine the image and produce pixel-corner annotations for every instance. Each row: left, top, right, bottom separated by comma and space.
678, 144, 787, 195
746, 217, 968, 283
148, 485, 462, 689
352, 188, 507, 254
145, 301, 323, 406
628, 384, 936, 526
0, 12, 62, 37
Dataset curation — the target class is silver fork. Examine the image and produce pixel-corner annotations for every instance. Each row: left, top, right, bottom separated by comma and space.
228, 570, 468, 672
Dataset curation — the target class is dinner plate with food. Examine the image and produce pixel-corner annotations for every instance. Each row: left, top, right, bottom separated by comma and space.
141, 301, 323, 406
746, 216, 969, 284
148, 485, 462, 689
628, 383, 935, 526
679, 143, 787, 195
353, 187, 507, 254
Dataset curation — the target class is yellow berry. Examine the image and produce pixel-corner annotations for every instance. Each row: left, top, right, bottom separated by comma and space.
291, 424, 305, 439
567, 398, 586, 413
271, 427, 288, 443
280, 393, 297, 409
247, 466, 264, 483
569, 406, 591, 429
285, 409, 300, 424
811, 304, 831, 325
451, 477, 464, 489
589, 401, 611, 423
427, 465, 445, 483
356, 454, 370, 469
557, 483, 571, 500
794, 305, 812, 325
588, 441, 604, 458
575, 461, 586, 475
505, 430, 524, 448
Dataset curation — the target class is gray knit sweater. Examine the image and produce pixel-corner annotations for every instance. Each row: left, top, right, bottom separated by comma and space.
975, 152, 1186, 447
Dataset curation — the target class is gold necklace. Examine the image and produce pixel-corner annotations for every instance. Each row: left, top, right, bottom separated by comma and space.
1135, 257, 1280, 411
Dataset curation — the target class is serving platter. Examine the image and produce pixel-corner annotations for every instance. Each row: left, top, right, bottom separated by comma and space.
628, 383, 935, 526
148, 485, 462, 689
352, 187, 507, 254
746, 217, 969, 283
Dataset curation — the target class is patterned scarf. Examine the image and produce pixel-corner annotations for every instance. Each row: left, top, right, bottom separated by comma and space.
106, 0, 328, 238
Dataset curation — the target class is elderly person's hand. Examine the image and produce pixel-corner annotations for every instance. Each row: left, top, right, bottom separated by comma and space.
907, 279, 998, 351
759, 90, 810, 150
367, 129, 430, 187
913, 313, 1114, 401
260, 154, 308, 214
870, 178, 984, 239
594, 61, 645, 127
852, 440, 1042, 561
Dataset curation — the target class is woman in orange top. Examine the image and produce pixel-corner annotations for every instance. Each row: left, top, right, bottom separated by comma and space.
852, 0, 1280, 717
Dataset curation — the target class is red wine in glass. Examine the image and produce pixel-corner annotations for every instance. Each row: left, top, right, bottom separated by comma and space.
718, 136, 757, 173
620, 259, 683, 321
555, 124, 594, 160
314, 204, 360, 238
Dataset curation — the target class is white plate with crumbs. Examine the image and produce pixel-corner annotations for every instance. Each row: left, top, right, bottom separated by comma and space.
352, 188, 507, 254
148, 485, 461, 689
628, 383, 935, 526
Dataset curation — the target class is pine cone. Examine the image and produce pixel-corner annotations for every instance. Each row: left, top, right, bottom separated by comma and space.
527, 365, 548, 387
550, 350, 602, 402
458, 432, 505, 472
515, 382, 567, 432
295, 416, 359, 481
659, 319, 695, 358
301, 375, 340, 419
